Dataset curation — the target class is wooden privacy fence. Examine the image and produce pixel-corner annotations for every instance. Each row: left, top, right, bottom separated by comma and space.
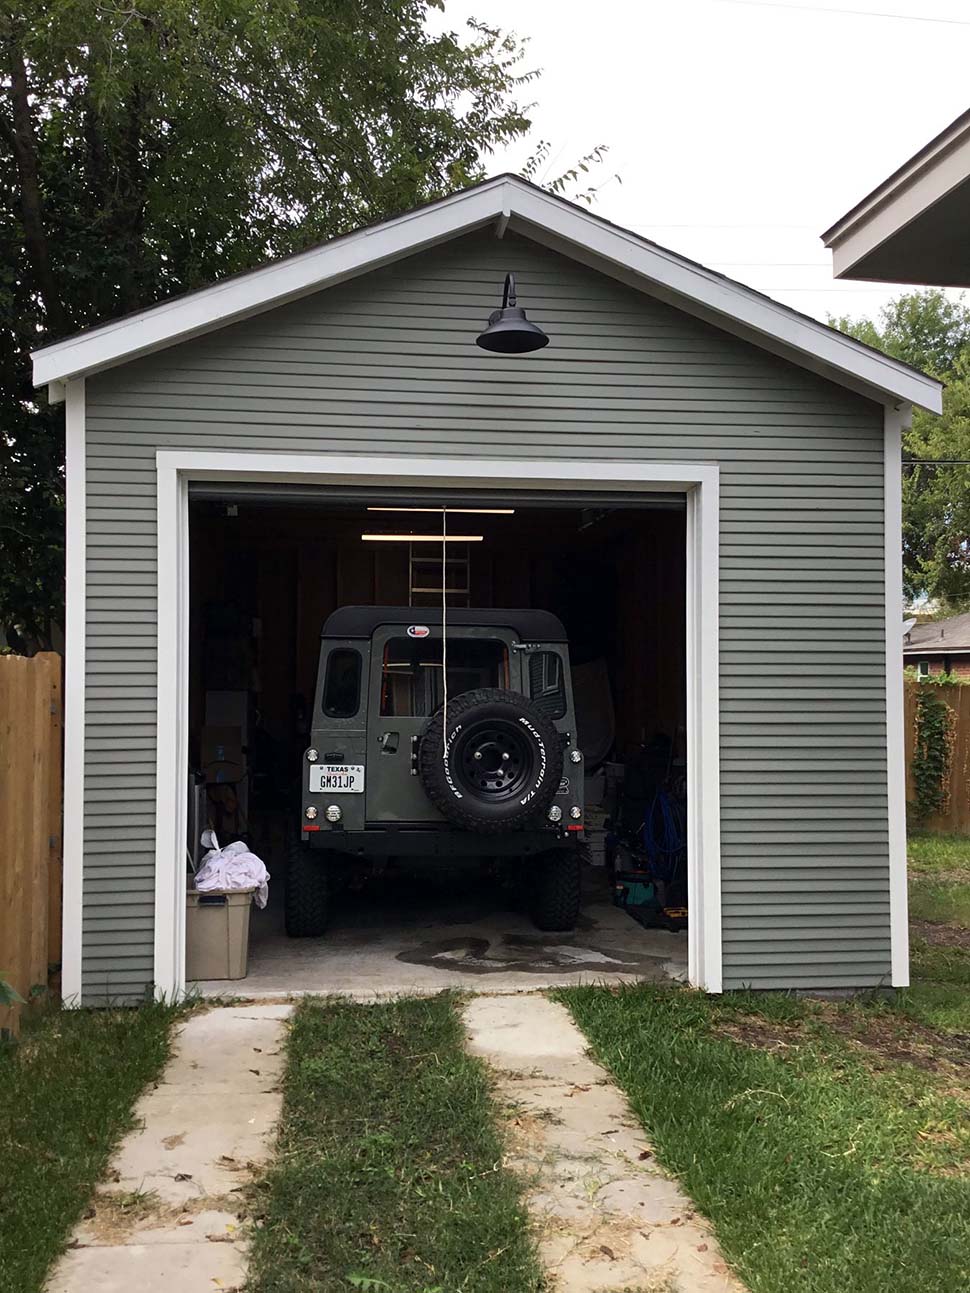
904, 677, 970, 835
0, 652, 63, 1035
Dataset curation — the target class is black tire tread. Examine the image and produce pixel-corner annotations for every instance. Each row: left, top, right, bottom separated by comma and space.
285, 842, 329, 937
532, 849, 582, 931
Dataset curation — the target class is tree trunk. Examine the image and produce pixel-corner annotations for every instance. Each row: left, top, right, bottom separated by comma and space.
115, 85, 148, 314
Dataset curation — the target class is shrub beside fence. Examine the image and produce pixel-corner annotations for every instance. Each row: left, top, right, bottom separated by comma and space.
904, 677, 970, 835
0, 652, 63, 1035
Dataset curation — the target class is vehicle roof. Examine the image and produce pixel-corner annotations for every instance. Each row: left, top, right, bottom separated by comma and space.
322, 605, 568, 642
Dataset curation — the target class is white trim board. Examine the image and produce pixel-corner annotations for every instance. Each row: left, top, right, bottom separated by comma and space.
885, 406, 911, 987
33, 176, 941, 414
153, 451, 722, 998
62, 379, 86, 1005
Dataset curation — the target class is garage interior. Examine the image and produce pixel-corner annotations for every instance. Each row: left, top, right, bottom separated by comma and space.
185, 486, 690, 993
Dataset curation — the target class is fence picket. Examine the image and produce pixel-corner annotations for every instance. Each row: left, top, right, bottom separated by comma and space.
0, 653, 63, 1035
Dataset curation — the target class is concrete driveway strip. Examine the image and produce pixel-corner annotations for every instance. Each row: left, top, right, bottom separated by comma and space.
46, 1004, 291, 1293
464, 994, 747, 1293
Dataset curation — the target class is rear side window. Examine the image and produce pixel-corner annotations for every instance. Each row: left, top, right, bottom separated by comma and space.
323, 649, 362, 718
529, 651, 566, 719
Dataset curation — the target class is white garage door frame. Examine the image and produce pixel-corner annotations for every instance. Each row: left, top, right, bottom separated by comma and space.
152, 451, 722, 997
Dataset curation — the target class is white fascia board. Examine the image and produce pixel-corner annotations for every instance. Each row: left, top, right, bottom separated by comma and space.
32, 179, 510, 391
507, 191, 942, 414
33, 174, 941, 413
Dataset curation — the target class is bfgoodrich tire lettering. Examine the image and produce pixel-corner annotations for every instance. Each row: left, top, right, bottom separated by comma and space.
418, 687, 563, 834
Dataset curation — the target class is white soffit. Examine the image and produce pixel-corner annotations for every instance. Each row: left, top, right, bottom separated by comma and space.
32, 175, 942, 413
823, 109, 970, 285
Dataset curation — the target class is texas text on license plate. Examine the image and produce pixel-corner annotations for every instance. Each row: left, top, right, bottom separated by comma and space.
309, 764, 364, 793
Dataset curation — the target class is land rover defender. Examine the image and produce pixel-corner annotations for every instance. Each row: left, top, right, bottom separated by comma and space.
287, 606, 586, 936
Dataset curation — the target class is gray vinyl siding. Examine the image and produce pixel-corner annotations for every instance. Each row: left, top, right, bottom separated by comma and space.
83, 229, 889, 999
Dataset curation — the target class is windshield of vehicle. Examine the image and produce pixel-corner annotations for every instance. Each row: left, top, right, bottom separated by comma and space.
380, 638, 509, 717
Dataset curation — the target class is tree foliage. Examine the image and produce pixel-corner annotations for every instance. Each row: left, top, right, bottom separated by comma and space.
911, 685, 957, 820
831, 289, 970, 607
1, 1, 540, 648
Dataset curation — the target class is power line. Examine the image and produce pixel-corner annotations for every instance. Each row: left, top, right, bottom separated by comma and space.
711, 261, 832, 267
756, 286, 900, 292
632, 222, 819, 229
710, 0, 970, 25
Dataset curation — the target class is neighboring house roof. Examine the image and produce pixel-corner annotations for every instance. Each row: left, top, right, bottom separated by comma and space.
903, 610, 970, 656
33, 174, 942, 412
823, 108, 970, 287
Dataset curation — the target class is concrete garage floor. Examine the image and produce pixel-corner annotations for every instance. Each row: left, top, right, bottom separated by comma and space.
193, 865, 688, 999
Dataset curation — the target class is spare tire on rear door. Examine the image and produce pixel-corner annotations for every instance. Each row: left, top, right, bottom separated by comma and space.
418, 687, 563, 834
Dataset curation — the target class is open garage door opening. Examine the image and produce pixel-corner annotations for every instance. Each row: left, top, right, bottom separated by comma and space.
185, 485, 688, 993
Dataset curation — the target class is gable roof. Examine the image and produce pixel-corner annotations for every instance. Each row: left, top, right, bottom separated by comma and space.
904, 611, 970, 655
32, 174, 942, 412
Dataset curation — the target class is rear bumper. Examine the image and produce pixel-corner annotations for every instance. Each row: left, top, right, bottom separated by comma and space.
305, 826, 580, 857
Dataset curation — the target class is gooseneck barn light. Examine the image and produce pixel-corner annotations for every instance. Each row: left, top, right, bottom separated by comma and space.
476, 273, 549, 354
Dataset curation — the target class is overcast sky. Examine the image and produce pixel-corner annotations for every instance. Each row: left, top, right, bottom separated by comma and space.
429, 0, 970, 326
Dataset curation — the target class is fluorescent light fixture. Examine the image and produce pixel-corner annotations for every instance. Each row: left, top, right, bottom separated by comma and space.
366, 507, 514, 515
361, 533, 484, 542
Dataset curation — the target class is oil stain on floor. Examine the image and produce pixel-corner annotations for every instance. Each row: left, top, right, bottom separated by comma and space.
397, 933, 671, 977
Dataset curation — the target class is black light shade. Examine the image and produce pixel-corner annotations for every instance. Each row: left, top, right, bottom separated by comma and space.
476, 273, 549, 354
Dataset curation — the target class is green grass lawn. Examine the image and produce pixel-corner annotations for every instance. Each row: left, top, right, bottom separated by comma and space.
897, 940, 970, 1032
907, 832, 970, 873
904, 831, 970, 1031
910, 827, 970, 930
246, 993, 542, 1293
908, 831, 970, 926
910, 883, 970, 927
0, 1003, 177, 1293
560, 984, 970, 1293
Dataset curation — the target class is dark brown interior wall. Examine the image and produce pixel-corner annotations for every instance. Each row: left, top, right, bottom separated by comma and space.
189, 502, 685, 764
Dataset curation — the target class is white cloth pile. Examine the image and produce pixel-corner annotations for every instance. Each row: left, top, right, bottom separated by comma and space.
195, 829, 270, 908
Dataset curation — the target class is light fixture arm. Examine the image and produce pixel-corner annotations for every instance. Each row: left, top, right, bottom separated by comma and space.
502, 273, 516, 309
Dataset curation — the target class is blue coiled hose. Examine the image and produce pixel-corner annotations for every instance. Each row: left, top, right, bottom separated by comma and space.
641, 789, 686, 883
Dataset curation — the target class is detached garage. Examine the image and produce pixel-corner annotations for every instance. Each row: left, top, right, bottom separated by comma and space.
32, 175, 941, 1003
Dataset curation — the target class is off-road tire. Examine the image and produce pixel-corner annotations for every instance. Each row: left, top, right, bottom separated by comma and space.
285, 842, 329, 937
418, 687, 563, 834
531, 849, 582, 931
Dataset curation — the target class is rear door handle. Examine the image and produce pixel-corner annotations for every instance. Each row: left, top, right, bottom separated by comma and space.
379, 731, 400, 754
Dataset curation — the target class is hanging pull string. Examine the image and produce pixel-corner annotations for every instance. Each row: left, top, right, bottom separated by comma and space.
441, 505, 448, 764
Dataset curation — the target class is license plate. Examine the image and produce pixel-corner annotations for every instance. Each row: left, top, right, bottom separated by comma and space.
309, 764, 364, 793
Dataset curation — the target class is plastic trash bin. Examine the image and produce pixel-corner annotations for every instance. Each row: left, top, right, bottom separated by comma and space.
185, 887, 255, 980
